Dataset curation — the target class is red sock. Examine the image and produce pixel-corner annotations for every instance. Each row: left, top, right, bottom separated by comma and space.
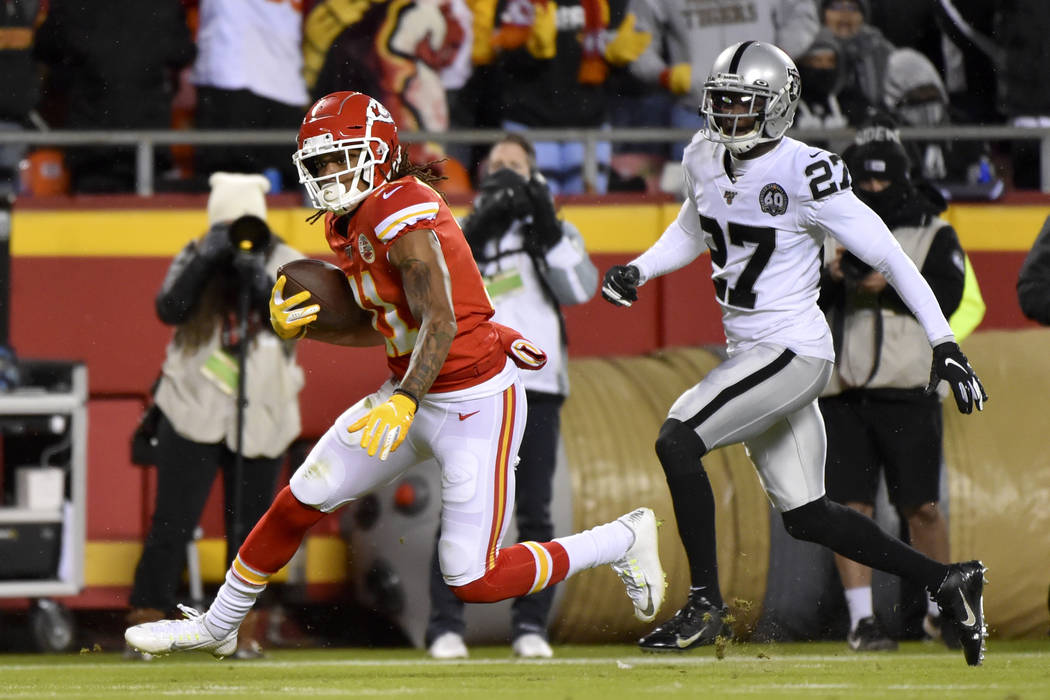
237, 486, 325, 575
451, 541, 569, 603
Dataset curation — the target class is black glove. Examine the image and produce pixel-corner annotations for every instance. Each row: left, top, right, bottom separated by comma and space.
463, 168, 532, 251
523, 175, 562, 255
602, 265, 640, 307
926, 341, 988, 414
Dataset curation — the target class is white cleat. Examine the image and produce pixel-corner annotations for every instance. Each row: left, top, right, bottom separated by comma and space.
427, 632, 469, 659
512, 632, 553, 659
611, 507, 666, 623
124, 604, 237, 659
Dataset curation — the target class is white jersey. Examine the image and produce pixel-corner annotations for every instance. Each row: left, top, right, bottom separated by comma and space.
192, 0, 309, 107
631, 136, 953, 361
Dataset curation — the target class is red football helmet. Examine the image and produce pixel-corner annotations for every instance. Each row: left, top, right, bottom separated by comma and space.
294, 92, 401, 214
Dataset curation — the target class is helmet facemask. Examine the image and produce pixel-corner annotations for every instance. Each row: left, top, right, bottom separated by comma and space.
294, 132, 393, 215
700, 42, 802, 156
702, 88, 771, 155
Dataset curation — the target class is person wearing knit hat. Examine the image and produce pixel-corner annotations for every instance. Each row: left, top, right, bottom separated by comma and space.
206, 172, 271, 226
124, 171, 306, 662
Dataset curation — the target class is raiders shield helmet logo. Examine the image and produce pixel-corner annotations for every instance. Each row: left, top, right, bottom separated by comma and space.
358, 235, 376, 264
759, 183, 788, 216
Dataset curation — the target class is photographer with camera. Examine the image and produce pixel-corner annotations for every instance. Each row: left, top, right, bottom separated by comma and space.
424, 133, 598, 659
817, 123, 969, 652
125, 173, 306, 660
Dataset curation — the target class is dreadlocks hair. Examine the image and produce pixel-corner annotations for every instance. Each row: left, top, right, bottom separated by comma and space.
391, 150, 449, 202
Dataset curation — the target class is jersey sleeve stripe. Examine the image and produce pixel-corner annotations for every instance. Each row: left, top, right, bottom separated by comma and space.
374, 202, 441, 242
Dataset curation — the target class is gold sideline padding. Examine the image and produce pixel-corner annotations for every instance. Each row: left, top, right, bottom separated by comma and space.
551, 331, 1050, 641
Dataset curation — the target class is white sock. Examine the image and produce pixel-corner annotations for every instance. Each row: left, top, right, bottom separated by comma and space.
204, 566, 266, 639
844, 586, 873, 630
554, 520, 633, 578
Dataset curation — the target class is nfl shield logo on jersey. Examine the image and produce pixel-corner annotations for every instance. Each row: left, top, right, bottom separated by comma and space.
358, 235, 376, 264
759, 183, 788, 216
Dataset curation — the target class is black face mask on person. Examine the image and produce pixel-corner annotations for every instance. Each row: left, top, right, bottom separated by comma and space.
854, 181, 913, 223
800, 65, 839, 102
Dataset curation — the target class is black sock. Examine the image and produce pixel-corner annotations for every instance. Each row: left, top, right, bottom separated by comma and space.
782, 496, 949, 591
656, 419, 724, 608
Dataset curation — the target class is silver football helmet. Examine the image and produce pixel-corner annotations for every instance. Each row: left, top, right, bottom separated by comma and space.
701, 41, 801, 155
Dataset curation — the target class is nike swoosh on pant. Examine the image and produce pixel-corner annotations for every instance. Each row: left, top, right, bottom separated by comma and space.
959, 590, 977, 627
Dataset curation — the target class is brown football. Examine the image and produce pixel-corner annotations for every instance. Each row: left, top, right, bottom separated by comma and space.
277, 258, 360, 333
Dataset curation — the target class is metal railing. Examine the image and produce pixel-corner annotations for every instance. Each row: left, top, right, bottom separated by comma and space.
2, 125, 1049, 196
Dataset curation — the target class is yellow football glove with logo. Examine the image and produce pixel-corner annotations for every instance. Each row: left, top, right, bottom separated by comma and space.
604, 12, 651, 66
269, 275, 320, 340
348, 390, 418, 460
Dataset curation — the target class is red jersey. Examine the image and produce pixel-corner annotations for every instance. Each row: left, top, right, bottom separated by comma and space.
324, 177, 506, 393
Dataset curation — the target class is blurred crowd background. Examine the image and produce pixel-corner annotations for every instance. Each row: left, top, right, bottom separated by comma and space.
1, 0, 1048, 200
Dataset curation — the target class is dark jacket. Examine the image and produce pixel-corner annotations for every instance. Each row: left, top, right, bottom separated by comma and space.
1017, 214, 1050, 325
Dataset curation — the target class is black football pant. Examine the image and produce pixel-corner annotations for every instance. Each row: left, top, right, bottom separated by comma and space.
426, 391, 564, 644
129, 411, 283, 612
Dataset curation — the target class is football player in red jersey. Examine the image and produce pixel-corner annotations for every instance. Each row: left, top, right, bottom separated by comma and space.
125, 91, 667, 658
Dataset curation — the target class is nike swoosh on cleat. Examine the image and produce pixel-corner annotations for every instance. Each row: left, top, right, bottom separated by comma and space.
638, 590, 655, 619
675, 629, 704, 649
458, 411, 480, 421
958, 590, 977, 627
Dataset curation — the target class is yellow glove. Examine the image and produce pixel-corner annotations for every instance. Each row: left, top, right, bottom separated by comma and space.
660, 63, 691, 95
604, 13, 651, 66
348, 390, 418, 460
526, 0, 557, 60
269, 275, 320, 340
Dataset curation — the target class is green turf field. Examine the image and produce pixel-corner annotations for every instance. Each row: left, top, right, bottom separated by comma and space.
2, 640, 1048, 699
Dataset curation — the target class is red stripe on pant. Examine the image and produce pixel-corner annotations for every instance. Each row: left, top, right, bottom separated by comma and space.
236, 486, 325, 578
451, 541, 569, 603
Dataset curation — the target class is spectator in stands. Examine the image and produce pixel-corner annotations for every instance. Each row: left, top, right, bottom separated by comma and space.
819, 0, 894, 112
627, 0, 817, 160
0, 0, 46, 195
993, 2, 1050, 189
302, 0, 470, 187
125, 173, 306, 661
819, 124, 968, 652
487, 0, 632, 194
793, 28, 862, 154
191, 0, 309, 191
882, 49, 1001, 201
425, 133, 597, 659
1018, 214, 1050, 325
868, 0, 999, 126
33, 0, 194, 193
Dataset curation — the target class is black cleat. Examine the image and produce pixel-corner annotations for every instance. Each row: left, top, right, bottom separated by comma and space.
847, 616, 898, 652
638, 592, 732, 652
933, 560, 987, 666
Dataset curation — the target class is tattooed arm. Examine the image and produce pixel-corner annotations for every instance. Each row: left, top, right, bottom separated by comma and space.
388, 228, 458, 398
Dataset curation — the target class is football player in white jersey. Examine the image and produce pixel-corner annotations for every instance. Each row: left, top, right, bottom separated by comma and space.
601, 41, 989, 666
